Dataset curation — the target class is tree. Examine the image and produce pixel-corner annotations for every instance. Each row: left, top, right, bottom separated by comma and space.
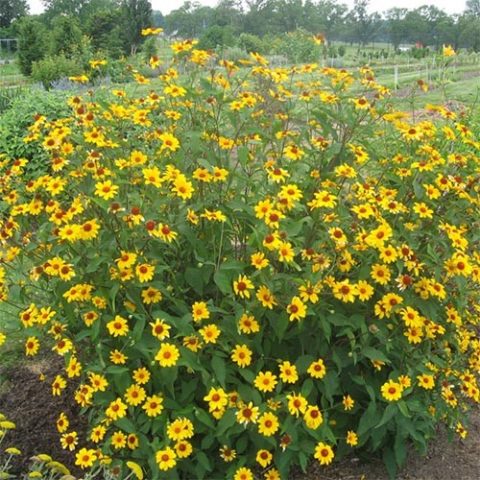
465, 0, 480, 17
120, 0, 152, 54
17, 17, 47, 75
50, 15, 83, 57
42, 0, 117, 23
86, 8, 124, 57
165, 2, 214, 37
347, 0, 382, 46
385, 8, 408, 49
0, 0, 28, 28
152, 10, 164, 27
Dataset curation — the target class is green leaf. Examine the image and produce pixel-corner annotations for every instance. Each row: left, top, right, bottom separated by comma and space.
357, 401, 377, 436
362, 346, 390, 364
196, 451, 212, 473
195, 408, 215, 429
216, 409, 236, 437
383, 446, 398, 480
397, 400, 410, 417
376, 403, 397, 429
211, 354, 227, 388
185, 267, 204, 294
394, 431, 407, 467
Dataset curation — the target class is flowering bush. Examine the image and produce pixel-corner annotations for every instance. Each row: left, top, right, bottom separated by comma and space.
0, 39, 479, 480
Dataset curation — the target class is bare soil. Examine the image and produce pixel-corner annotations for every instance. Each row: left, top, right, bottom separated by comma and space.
0, 357, 87, 476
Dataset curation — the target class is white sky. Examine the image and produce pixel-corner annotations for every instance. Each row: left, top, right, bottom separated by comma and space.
27, 0, 468, 16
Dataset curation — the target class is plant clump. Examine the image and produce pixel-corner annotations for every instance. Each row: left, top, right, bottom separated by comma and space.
0, 37, 479, 480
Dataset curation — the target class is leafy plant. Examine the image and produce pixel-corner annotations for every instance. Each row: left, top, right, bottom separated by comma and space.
0, 40, 479, 480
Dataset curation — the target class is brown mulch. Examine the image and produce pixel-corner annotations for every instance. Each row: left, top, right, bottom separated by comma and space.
0, 356, 87, 476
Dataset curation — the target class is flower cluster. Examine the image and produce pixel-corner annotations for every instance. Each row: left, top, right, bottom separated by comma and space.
0, 42, 479, 479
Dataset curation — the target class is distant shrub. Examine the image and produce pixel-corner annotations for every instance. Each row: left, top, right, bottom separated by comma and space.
31, 55, 83, 90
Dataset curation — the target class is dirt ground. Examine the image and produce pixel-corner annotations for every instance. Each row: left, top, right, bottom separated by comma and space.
0, 357, 87, 476
0, 360, 479, 479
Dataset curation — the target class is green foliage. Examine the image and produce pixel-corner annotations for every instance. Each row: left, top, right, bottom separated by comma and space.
120, 0, 153, 54
237, 33, 268, 54
0, 0, 28, 29
86, 9, 125, 59
1, 38, 480, 480
142, 37, 158, 62
31, 55, 83, 89
49, 15, 83, 57
274, 29, 322, 63
16, 17, 47, 76
0, 88, 69, 176
198, 25, 235, 51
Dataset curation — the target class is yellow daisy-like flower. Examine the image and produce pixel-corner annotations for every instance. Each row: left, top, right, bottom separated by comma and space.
75, 448, 97, 469
142, 394, 164, 417
286, 296, 307, 321
381, 379, 403, 401
155, 343, 180, 367
231, 344, 253, 368
417, 374, 435, 389
257, 412, 279, 436
314, 442, 334, 465
254, 371, 278, 393
106, 315, 129, 337
155, 446, 177, 471
233, 274, 254, 299
308, 358, 327, 379
192, 301, 210, 322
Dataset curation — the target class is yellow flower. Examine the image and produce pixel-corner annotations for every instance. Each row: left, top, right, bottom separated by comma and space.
60, 431, 78, 451
94, 180, 119, 200
381, 380, 403, 401
314, 442, 334, 465
346, 430, 358, 446
105, 398, 128, 420
257, 412, 279, 436
75, 448, 97, 469
155, 343, 180, 367
250, 252, 269, 269
442, 44, 455, 57
254, 371, 278, 393
124, 384, 146, 406
256, 285, 277, 309
106, 315, 129, 337
417, 374, 435, 390
142, 394, 164, 417
192, 301, 210, 322
233, 274, 254, 299
231, 344, 253, 368
199, 323, 221, 344
234, 467, 254, 480
286, 296, 307, 321
167, 417, 194, 441
308, 359, 327, 379
135, 263, 155, 283
126, 461, 144, 480
279, 361, 298, 384
236, 402, 259, 425
204, 387, 228, 412
303, 405, 323, 429
155, 447, 177, 471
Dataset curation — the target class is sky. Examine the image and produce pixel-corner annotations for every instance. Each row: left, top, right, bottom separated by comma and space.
27, 0, 468, 16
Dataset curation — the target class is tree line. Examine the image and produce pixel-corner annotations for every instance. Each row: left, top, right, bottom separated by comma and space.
165, 0, 480, 51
